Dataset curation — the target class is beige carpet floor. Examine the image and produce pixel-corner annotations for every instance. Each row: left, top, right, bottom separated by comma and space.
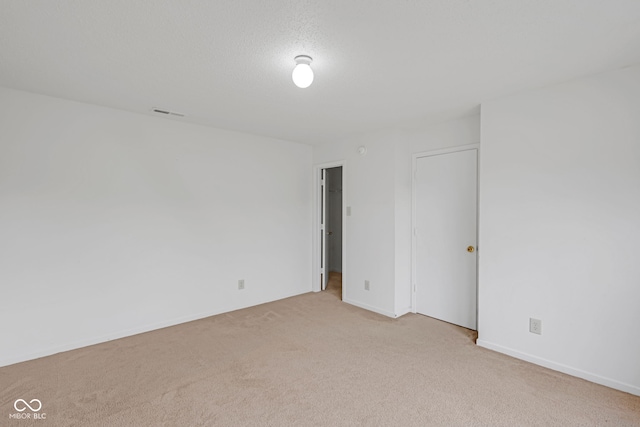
1, 272, 639, 426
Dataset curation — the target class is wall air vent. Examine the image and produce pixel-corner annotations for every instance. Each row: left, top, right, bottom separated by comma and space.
151, 108, 185, 117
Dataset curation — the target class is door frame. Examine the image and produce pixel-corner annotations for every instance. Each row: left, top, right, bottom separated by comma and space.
411, 143, 480, 322
312, 161, 347, 297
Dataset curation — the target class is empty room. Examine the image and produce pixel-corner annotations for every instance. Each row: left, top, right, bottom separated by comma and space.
1, 1, 639, 426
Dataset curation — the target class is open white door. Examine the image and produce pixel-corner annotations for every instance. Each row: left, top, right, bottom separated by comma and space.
415, 148, 478, 330
320, 169, 329, 291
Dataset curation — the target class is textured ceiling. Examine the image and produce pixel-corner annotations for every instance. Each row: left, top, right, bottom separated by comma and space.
1, 1, 640, 145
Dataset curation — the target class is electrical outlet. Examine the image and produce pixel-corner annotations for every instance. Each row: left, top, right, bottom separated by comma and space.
364, 280, 370, 291
238, 279, 245, 290
529, 318, 542, 335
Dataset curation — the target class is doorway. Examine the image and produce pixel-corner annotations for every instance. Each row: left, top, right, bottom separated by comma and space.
324, 167, 343, 299
315, 163, 345, 299
413, 145, 478, 330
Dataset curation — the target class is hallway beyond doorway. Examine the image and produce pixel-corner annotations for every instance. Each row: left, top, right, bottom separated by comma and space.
326, 271, 342, 300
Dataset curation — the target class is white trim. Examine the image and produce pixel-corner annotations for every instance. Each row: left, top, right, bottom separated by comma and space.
413, 143, 479, 159
320, 169, 326, 290
312, 161, 347, 299
343, 298, 397, 318
395, 306, 412, 318
477, 339, 640, 397
411, 143, 480, 321
0, 289, 308, 368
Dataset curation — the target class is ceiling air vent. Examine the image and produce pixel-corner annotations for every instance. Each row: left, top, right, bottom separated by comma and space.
151, 108, 185, 117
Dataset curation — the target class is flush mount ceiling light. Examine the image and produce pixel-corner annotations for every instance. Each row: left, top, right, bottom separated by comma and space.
292, 55, 314, 88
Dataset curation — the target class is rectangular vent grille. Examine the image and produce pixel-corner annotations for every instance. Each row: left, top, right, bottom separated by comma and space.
152, 108, 185, 117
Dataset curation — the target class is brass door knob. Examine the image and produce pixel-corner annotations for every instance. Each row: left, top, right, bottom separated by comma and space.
467, 246, 475, 253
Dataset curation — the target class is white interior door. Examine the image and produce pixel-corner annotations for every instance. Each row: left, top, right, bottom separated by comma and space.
321, 169, 329, 291
415, 148, 477, 330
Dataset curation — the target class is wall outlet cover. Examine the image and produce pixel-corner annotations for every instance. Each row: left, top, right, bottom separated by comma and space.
529, 318, 542, 335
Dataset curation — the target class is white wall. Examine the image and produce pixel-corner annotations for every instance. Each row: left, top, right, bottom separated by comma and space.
313, 116, 480, 317
0, 87, 312, 366
478, 65, 640, 395
314, 132, 398, 316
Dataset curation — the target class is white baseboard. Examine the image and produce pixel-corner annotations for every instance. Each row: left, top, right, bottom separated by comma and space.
0, 290, 308, 368
395, 306, 412, 318
476, 339, 640, 397
1, 312, 218, 367
343, 298, 397, 318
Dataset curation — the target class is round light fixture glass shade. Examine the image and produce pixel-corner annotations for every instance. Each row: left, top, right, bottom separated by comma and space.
292, 55, 314, 88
